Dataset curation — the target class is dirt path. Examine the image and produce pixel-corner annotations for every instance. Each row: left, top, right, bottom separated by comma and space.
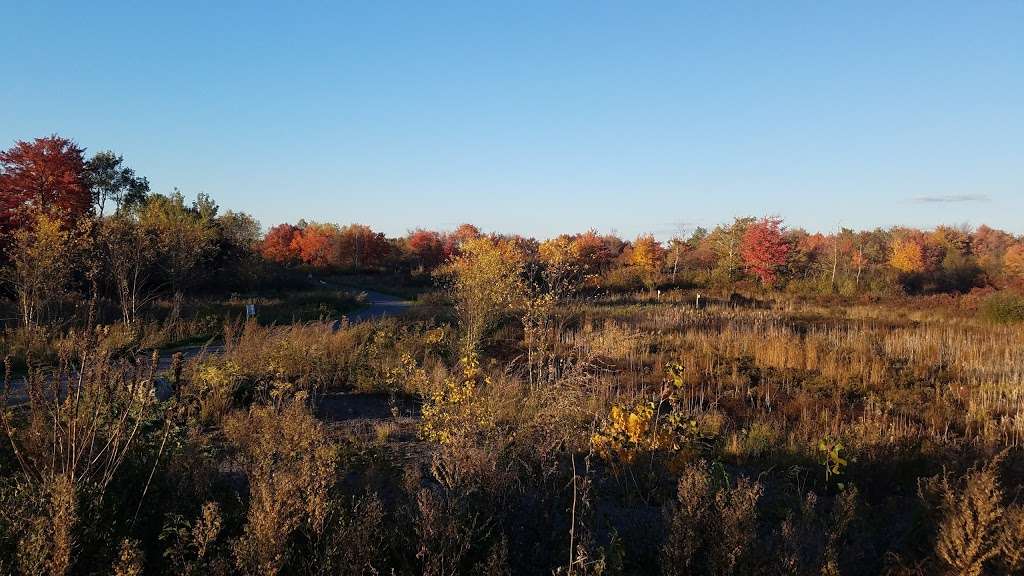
345, 289, 413, 322
312, 278, 413, 323
158, 286, 411, 366
7, 287, 413, 406
316, 392, 431, 463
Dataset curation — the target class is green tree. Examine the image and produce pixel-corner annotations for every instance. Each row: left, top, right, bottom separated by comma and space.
84, 151, 150, 216
138, 192, 216, 317
706, 217, 755, 285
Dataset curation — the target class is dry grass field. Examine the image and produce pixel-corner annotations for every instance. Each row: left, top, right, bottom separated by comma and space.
4, 286, 1022, 575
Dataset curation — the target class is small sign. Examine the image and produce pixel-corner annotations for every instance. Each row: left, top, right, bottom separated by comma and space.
245, 304, 256, 318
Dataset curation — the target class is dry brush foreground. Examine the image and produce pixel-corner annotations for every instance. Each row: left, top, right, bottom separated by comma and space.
2, 286, 1024, 575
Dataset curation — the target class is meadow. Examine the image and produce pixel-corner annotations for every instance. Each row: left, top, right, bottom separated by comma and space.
3, 136, 1024, 574
3, 283, 1023, 575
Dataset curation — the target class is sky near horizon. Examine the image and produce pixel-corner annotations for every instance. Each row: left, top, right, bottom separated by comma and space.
2, 1, 1022, 240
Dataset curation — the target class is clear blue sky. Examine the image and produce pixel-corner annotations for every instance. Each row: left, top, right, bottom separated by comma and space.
3, 1, 1022, 239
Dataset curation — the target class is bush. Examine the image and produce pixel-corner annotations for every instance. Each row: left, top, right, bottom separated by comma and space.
920, 460, 1024, 576
662, 462, 763, 575
225, 395, 338, 575
601, 266, 644, 292
979, 291, 1024, 324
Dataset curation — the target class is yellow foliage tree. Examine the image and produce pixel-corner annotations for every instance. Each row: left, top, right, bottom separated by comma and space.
1004, 244, 1024, 280
4, 212, 76, 329
440, 236, 528, 353
632, 233, 666, 290
890, 237, 926, 274
538, 235, 582, 298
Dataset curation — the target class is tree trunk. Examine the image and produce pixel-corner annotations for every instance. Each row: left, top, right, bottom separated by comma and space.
830, 241, 839, 292
171, 291, 183, 322
672, 247, 680, 284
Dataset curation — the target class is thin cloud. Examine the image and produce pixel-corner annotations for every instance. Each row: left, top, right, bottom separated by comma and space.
912, 194, 991, 204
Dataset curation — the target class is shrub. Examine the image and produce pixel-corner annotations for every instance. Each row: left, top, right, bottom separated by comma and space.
591, 402, 660, 466
920, 460, 1024, 576
1, 333, 164, 575
661, 461, 763, 575
775, 489, 859, 575
312, 492, 388, 576
602, 266, 645, 292
160, 501, 229, 576
591, 371, 713, 475
420, 355, 495, 445
113, 539, 145, 576
438, 236, 529, 353
225, 395, 338, 575
186, 358, 244, 425
978, 291, 1024, 324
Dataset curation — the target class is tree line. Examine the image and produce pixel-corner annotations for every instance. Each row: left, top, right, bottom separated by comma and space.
262, 215, 1024, 298
3, 134, 1024, 334
0, 136, 261, 331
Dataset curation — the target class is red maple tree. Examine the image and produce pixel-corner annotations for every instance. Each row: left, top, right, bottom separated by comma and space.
0, 135, 90, 237
335, 224, 390, 269
406, 229, 445, 269
740, 217, 790, 286
444, 223, 482, 257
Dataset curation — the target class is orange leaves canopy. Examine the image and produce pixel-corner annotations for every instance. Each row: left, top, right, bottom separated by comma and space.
289, 223, 336, 268
1004, 244, 1024, 280
740, 217, 790, 286
631, 234, 665, 272
406, 229, 445, 269
260, 223, 300, 264
262, 222, 391, 270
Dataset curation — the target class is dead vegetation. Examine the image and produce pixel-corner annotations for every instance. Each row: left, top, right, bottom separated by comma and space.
3, 279, 1024, 574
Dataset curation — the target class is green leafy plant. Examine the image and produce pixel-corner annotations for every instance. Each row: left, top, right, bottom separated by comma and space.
817, 436, 848, 484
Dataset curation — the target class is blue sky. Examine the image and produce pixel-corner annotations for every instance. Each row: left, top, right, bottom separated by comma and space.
2, 1, 1022, 239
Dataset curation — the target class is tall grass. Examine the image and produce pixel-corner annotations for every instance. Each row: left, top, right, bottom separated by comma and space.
2, 293, 1023, 574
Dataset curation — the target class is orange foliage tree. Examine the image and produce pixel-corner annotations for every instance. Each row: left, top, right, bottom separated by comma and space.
631, 234, 665, 270
334, 224, 390, 269
406, 229, 445, 270
444, 223, 482, 256
264, 222, 391, 270
290, 223, 337, 268
452, 223, 481, 243
1004, 244, 1024, 280
740, 217, 790, 286
973, 225, 1016, 273
260, 223, 300, 264
632, 234, 666, 289
573, 230, 615, 277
